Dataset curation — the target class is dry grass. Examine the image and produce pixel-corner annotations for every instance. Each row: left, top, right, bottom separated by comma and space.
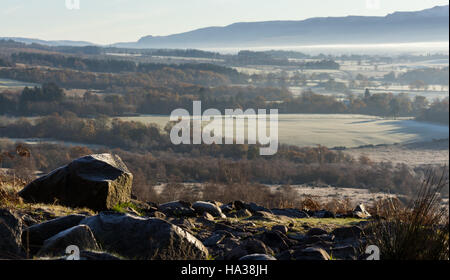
365, 169, 449, 260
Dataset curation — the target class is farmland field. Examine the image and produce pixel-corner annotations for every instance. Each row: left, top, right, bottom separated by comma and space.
118, 114, 449, 148
0, 78, 40, 89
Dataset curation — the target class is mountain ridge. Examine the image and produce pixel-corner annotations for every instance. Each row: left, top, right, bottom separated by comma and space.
1, 5, 448, 49
120, 5, 449, 49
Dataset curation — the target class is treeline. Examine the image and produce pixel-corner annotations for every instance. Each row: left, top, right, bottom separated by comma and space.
1, 83, 448, 125
0, 56, 14, 67
0, 113, 354, 163
227, 51, 340, 69
10, 52, 245, 83
0, 138, 440, 197
276, 90, 448, 120
417, 98, 450, 125
0, 82, 290, 116
383, 67, 449, 86
0, 67, 234, 89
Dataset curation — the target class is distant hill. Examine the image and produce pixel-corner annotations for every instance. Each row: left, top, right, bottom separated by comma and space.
2, 5, 448, 49
0, 37, 95, 47
115, 5, 449, 49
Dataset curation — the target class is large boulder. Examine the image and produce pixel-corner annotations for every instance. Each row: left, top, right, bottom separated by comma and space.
225, 239, 274, 260
192, 201, 226, 218
270, 209, 309, 218
331, 226, 363, 240
239, 254, 277, 261
158, 201, 196, 217
293, 247, 331, 260
0, 209, 24, 259
37, 225, 100, 257
22, 214, 86, 254
19, 154, 133, 211
80, 212, 208, 260
307, 228, 328, 236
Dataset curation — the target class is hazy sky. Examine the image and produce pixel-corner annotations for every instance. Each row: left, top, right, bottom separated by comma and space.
1, 0, 448, 44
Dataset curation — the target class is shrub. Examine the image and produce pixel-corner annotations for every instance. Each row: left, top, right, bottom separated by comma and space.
365, 169, 449, 260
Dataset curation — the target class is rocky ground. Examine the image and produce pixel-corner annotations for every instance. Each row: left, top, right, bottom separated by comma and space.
1, 153, 373, 261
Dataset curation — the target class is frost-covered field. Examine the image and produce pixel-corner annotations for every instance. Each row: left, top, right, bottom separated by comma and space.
345, 139, 449, 166
0, 78, 40, 89
118, 114, 449, 148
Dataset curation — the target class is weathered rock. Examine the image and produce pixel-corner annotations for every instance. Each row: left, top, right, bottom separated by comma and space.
313, 210, 336, 218
297, 240, 333, 254
270, 209, 309, 218
221, 237, 241, 251
192, 201, 226, 218
37, 225, 100, 257
331, 226, 363, 240
239, 254, 276, 261
225, 239, 274, 260
19, 154, 133, 211
79, 251, 122, 260
233, 200, 246, 210
287, 232, 306, 242
220, 204, 234, 214
169, 218, 195, 232
276, 250, 294, 260
203, 233, 226, 247
303, 234, 334, 245
42, 250, 122, 260
331, 245, 357, 260
307, 228, 328, 236
129, 199, 157, 216
22, 214, 86, 254
202, 212, 215, 221
20, 214, 39, 227
80, 212, 208, 260
272, 225, 289, 235
233, 201, 272, 214
353, 204, 371, 218
293, 247, 331, 260
248, 203, 272, 214
235, 209, 252, 218
247, 211, 277, 221
0, 209, 24, 259
259, 231, 290, 253
243, 239, 274, 256
159, 201, 196, 217
214, 222, 241, 233
149, 211, 166, 219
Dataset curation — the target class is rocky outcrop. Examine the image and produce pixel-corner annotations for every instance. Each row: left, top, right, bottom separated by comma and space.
0, 209, 24, 259
19, 154, 133, 211
158, 201, 196, 217
239, 254, 277, 261
331, 226, 363, 240
37, 225, 100, 257
293, 247, 331, 260
192, 201, 226, 218
22, 214, 86, 254
80, 212, 208, 260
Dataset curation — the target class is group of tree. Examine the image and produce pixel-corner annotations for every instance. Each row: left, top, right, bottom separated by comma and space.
383, 67, 449, 87
226, 51, 340, 69
0, 57, 14, 67
10, 52, 246, 84
1, 82, 448, 125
